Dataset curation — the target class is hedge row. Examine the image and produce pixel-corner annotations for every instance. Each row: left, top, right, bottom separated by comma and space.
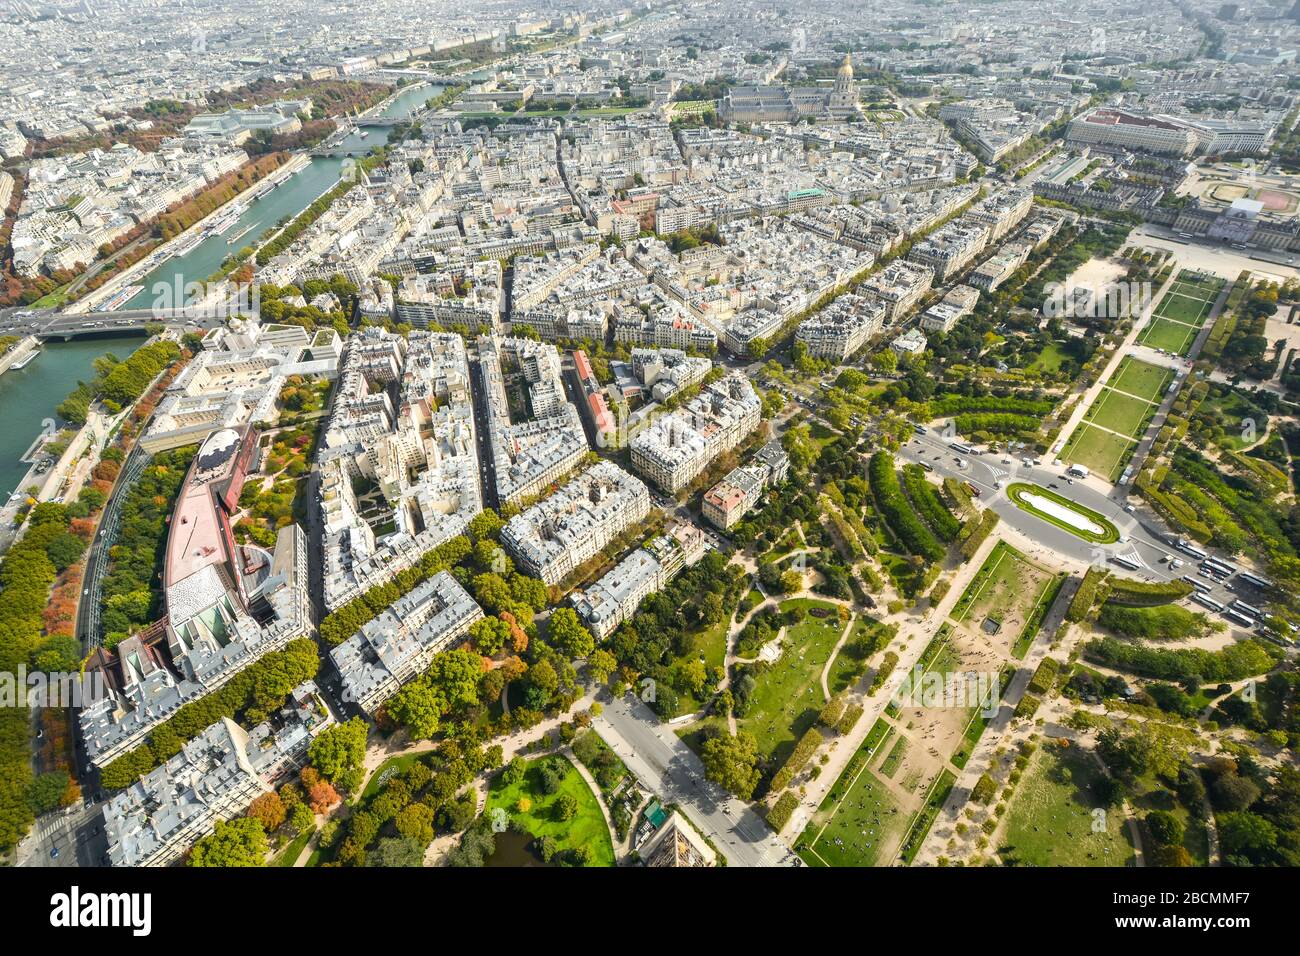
869, 651, 899, 695
766, 791, 800, 832
1067, 567, 1108, 623
837, 704, 864, 736
953, 413, 1043, 438
1027, 656, 1060, 695
958, 508, 1000, 560
1104, 576, 1194, 608
869, 451, 944, 563
819, 694, 847, 728
902, 465, 961, 542
929, 395, 1054, 418
770, 727, 824, 792
1083, 636, 1278, 683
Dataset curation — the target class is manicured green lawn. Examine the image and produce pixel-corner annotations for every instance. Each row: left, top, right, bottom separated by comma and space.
1086, 387, 1158, 439
1028, 341, 1069, 373
484, 755, 615, 866
1060, 423, 1135, 481
1006, 483, 1120, 544
1155, 292, 1210, 325
797, 720, 906, 867
272, 826, 315, 867
736, 599, 845, 764
826, 616, 888, 696
1138, 317, 1199, 355
1108, 356, 1174, 402
1000, 744, 1137, 867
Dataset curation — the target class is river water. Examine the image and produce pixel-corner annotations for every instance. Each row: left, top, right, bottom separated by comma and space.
0, 334, 147, 499
124, 81, 442, 309
0, 82, 440, 499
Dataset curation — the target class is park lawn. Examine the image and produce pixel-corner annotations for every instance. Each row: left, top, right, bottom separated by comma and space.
1086, 387, 1158, 439
827, 616, 889, 695
736, 599, 846, 764
952, 541, 1046, 626
1154, 291, 1213, 325
484, 755, 615, 866
272, 826, 315, 867
1138, 317, 1199, 355
1108, 356, 1173, 402
1000, 743, 1138, 867
898, 767, 957, 864
1027, 341, 1069, 374
797, 719, 907, 867
1060, 422, 1135, 481
879, 736, 908, 778
1010, 574, 1065, 659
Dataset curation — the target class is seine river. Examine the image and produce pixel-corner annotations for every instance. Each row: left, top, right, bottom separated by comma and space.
0, 81, 441, 499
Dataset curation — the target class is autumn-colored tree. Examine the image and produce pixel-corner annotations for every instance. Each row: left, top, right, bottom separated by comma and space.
499, 655, 528, 684
307, 781, 341, 814
247, 792, 286, 833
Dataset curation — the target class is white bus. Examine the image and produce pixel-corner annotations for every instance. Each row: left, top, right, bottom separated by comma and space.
1191, 593, 1225, 613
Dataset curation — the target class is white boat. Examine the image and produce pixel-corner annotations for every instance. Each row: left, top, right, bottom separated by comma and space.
8, 349, 40, 371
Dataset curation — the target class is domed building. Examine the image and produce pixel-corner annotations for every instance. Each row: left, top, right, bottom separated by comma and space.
720, 53, 862, 125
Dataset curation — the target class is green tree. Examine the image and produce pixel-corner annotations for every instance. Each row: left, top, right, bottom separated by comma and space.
699, 730, 761, 799
188, 818, 267, 867
548, 608, 595, 660
553, 793, 578, 821
307, 717, 368, 783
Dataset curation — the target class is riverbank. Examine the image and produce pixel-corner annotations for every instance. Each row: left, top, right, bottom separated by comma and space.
71, 153, 312, 314
0, 335, 40, 377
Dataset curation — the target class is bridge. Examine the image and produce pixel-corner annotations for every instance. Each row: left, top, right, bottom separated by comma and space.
3, 306, 227, 340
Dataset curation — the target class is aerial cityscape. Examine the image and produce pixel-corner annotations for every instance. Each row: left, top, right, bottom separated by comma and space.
0, 0, 1298, 898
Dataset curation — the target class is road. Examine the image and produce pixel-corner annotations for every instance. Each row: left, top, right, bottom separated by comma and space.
895, 430, 1174, 571
892, 431, 1259, 613
594, 693, 798, 867
15, 798, 108, 868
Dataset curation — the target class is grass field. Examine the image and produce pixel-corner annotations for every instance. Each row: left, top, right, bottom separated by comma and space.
484, 755, 615, 866
826, 616, 890, 696
1135, 272, 1224, 356
1084, 387, 1158, 439
796, 719, 907, 867
736, 599, 845, 765
999, 744, 1137, 867
1108, 356, 1174, 401
952, 540, 1055, 628
1138, 317, 1199, 354
1062, 356, 1173, 479
1059, 423, 1135, 481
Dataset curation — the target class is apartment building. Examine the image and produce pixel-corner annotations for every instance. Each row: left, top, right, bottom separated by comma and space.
571, 521, 707, 639
908, 221, 990, 282
630, 372, 762, 494
795, 293, 886, 362
500, 460, 651, 586
103, 682, 332, 867
858, 260, 934, 322
330, 571, 484, 713
701, 440, 791, 530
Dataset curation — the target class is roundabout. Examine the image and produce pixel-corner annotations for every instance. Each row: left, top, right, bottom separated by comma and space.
1005, 482, 1120, 545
